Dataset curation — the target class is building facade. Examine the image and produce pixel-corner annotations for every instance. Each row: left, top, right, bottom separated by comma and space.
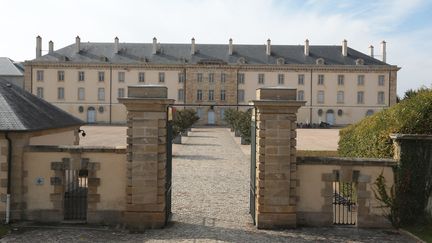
24, 36, 399, 125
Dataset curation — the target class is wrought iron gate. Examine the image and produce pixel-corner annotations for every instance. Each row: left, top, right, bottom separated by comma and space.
64, 169, 88, 220
249, 110, 257, 225
333, 172, 357, 225
165, 108, 173, 225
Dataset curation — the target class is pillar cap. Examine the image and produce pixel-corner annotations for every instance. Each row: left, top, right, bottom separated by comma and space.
127, 85, 168, 99
256, 87, 297, 100
390, 134, 432, 141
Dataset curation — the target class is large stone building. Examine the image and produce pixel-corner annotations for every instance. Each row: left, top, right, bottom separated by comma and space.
24, 36, 399, 125
0, 57, 24, 88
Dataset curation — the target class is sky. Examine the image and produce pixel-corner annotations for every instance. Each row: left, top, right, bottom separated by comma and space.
1, 0, 431, 96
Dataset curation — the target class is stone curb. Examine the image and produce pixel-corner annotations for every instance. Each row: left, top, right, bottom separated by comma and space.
398, 228, 426, 243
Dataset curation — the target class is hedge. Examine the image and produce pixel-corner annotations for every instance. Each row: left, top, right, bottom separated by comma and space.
339, 88, 432, 158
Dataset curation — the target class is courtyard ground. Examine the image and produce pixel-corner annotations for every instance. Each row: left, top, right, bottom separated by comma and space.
1, 127, 415, 242
78, 125, 340, 151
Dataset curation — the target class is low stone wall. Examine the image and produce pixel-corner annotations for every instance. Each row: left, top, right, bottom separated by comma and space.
22, 145, 126, 224
296, 156, 396, 228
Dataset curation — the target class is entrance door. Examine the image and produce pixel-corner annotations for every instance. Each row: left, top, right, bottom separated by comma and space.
207, 110, 215, 125
326, 110, 335, 125
87, 107, 96, 123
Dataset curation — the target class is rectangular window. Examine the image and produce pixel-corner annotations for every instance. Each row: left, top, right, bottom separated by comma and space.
36, 70, 44, 81
209, 73, 215, 83
208, 90, 214, 101
358, 75, 365, 86
238, 89, 245, 102
98, 71, 105, 82
78, 71, 85, 81
159, 72, 165, 83
196, 108, 203, 118
118, 88, 125, 98
36, 87, 44, 98
337, 91, 344, 104
178, 89, 184, 101
78, 88, 85, 100
98, 88, 105, 101
197, 73, 203, 82
298, 74, 304, 85
378, 75, 385, 86
258, 73, 265, 84
357, 91, 364, 104
317, 91, 325, 104
278, 74, 285, 84
221, 73, 226, 83
118, 72, 125, 82
220, 90, 226, 101
138, 72, 145, 82
378, 91, 385, 104
297, 90, 304, 101
178, 73, 185, 83
237, 73, 245, 84
220, 108, 226, 120
57, 87, 65, 100
337, 75, 344, 86
58, 71, 65, 81
197, 89, 203, 101
318, 74, 324, 85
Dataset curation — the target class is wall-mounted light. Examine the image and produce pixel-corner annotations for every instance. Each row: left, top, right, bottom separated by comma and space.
78, 129, 86, 137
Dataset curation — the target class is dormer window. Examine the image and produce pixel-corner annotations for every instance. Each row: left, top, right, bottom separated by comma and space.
276, 58, 285, 65
316, 58, 325, 65
237, 57, 246, 64
356, 58, 364, 65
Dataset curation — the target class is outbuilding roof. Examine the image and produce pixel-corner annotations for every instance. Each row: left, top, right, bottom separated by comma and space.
0, 57, 24, 76
0, 78, 83, 132
32, 41, 389, 66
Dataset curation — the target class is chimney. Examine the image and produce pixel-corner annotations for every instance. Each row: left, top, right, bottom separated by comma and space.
304, 39, 310, 56
36, 36, 42, 58
191, 37, 196, 55
48, 40, 54, 54
381, 41, 387, 63
342, 39, 348, 56
266, 38, 271, 56
114, 36, 119, 54
369, 45, 374, 58
228, 38, 233, 55
152, 37, 157, 54
75, 36, 81, 54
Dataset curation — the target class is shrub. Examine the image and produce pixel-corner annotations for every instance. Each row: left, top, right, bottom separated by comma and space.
223, 108, 252, 143
339, 87, 432, 158
172, 109, 199, 139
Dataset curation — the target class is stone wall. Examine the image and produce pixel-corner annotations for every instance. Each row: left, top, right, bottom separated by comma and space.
296, 156, 396, 228
22, 146, 126, 223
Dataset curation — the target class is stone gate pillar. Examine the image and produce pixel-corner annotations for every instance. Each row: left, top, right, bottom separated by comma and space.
118, 85, 174, 229
251, 87, 305, 229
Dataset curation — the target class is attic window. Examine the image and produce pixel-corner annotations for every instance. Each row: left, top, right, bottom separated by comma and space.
276, 58, 285, 65
61, 56, 69, 61
316, 58, 325, 65
356, 58, 364, 65
237, 57, 246, 64
100, 56, 109, 62
139, 57, 148, 63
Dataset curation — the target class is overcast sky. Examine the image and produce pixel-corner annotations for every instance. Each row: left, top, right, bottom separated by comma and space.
1, 0, 431, 96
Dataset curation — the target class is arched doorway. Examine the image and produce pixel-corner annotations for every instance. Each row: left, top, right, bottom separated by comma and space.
87, 107, 96, 123
326, 109, 335, 125
207, 109, 215, 125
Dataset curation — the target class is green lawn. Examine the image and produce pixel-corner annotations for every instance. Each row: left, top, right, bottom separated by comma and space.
0, 225, 10, 238
405, 223, 432, 243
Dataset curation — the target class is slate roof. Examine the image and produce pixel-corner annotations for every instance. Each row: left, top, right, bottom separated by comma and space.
0, 57, 24, 76
0, 78, 84, 132
32, 42, 389, 66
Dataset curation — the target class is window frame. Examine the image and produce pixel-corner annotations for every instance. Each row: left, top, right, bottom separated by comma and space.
318, 74, 324, 85
78, 87, 85, 100
57, 87, 65, 100
258, 73, 265, 84
298, 74, 304, 85
158, 72, 165, 83
197, 89, 203, 101
317, 90, 325, 104
58, 71, 65, 81
118, 71, 125, 83
36, 70, 44, 81
278, 74, 285, 85
78, 71, 85, 81
337, 75, 344, 86
138, 72, 145, 83
98, 87, 105, 101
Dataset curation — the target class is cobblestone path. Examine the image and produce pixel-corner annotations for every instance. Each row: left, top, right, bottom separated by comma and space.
1, 128, 415, 242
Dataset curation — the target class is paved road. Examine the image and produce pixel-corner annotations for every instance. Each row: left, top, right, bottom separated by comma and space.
2, 128, 414, 242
